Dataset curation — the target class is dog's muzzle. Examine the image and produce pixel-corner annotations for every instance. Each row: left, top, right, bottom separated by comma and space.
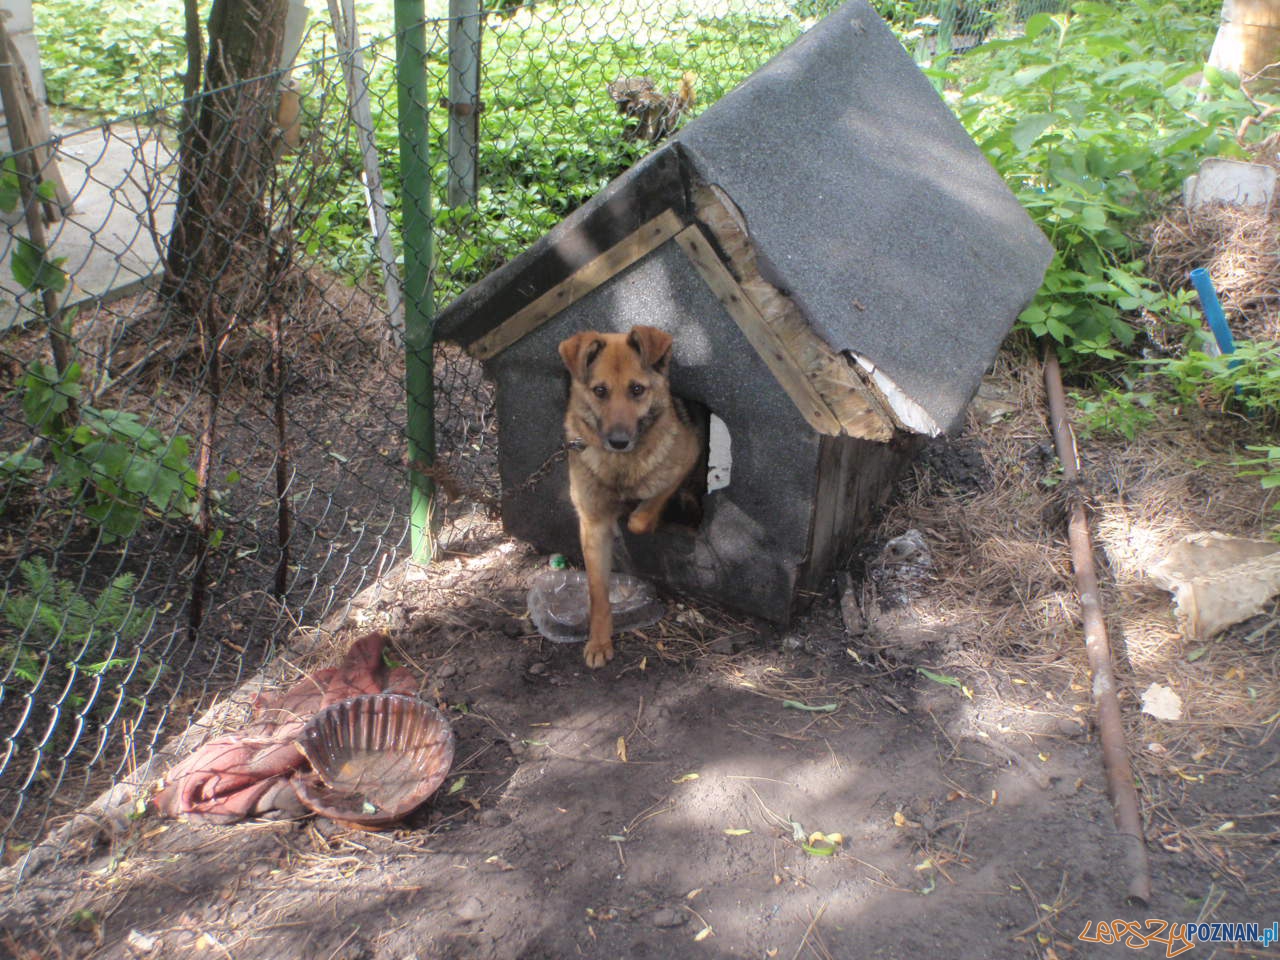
604, 430, 634, 452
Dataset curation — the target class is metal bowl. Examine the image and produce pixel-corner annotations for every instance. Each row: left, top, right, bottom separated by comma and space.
294, 693, 455, 827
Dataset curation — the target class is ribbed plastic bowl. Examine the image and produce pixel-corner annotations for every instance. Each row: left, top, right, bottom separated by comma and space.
294, 693, 455, 827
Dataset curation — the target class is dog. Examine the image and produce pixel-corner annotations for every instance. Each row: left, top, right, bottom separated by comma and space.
558, 325, 699, 668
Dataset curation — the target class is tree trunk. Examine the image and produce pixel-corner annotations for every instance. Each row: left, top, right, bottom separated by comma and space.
165, 0, 289, 319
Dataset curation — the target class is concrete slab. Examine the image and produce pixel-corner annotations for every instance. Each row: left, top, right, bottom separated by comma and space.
1, 123, 175, 332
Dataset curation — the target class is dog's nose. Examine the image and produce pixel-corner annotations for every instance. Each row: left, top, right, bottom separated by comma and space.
605, 432, 633, 452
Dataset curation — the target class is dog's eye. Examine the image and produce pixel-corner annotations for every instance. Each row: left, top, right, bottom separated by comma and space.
592, 384, 608, 399
629, 383, 646, 398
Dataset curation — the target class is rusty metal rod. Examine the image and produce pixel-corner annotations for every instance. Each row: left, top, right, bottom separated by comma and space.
1043, 345, 1152, 906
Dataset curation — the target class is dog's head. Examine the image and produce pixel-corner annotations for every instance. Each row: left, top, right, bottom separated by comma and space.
559, 325, 674, 453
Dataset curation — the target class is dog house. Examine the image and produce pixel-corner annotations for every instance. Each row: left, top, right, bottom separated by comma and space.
434, 0, 1053, 623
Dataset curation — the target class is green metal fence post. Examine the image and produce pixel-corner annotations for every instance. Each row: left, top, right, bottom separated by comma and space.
395, 0, 439, 562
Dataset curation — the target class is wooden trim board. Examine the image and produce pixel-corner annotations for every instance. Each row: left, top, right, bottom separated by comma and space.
688, 183, 895, 441
673, 224, 847, 436
468, 208, 685, 360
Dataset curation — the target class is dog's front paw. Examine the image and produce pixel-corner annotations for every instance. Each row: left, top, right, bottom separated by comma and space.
583, 637, 615, 668
626, 509, 658, 535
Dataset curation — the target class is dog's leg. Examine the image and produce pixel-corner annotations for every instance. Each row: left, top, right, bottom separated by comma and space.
626, 476, 687, 536
580, 512, 616, 668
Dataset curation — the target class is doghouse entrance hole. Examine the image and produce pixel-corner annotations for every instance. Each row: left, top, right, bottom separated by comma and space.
660, 395, 714, 530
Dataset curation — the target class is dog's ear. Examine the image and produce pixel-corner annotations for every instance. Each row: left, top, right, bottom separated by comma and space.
626, 325, 673, 373
559, 332, 606, 382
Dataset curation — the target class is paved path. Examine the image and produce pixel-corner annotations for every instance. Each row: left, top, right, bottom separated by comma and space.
2, 123, 175, 332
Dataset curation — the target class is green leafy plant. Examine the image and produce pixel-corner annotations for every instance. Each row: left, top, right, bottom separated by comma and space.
0, 162, 69, 298
3, 361, 200, 541
36, 0, 191, 114
1072, 384, 1157, 441
1237, 444, 1280, 513
1153, 340, 1280, 416
1151, 341, 1280, 512
949, 2, 1252, 362
2, 558, 153, 690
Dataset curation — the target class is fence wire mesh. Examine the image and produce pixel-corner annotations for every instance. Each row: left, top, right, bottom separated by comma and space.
1, 0, 1057, 872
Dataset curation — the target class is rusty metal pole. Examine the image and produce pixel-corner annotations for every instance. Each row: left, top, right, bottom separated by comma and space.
1043, 345, 1152, 906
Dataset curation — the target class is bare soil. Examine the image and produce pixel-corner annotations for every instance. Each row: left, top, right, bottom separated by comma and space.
2, 351, 1278, 959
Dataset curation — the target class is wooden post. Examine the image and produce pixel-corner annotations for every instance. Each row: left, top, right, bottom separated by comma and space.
446, 0, 481, 208
0, 15, 70, 219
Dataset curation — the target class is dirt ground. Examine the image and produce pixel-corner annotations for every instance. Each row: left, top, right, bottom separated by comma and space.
2, 355, 1279, 960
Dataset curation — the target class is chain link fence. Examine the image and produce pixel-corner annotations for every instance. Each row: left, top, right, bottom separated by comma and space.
0, 0, 1059, 871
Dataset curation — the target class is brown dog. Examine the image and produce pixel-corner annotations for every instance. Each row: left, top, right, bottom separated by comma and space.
559, 325, 699, 668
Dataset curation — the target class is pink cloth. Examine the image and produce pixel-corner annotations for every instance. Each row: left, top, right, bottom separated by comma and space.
152, 631, 418, 822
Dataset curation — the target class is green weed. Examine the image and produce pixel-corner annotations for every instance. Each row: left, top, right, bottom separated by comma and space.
2, 361, 201, 542
1, 558, 155, 696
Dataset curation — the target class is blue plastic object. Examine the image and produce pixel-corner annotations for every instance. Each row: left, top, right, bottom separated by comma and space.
1189, 267, 1236, 359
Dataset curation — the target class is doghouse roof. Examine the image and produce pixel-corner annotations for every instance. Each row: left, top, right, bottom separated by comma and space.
435, 0, 1053, 438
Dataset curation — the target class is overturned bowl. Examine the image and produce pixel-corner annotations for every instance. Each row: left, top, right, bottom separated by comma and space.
294, 693, 455, 827
527, 570, 665, 643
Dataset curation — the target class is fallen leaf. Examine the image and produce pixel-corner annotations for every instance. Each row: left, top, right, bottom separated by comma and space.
781, 699, 837, 712
448, 776, 467, 795
616, 737, 628, 763
672, 773, 700, 784
802, 830, 843, 856
917, 667, 961, 688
